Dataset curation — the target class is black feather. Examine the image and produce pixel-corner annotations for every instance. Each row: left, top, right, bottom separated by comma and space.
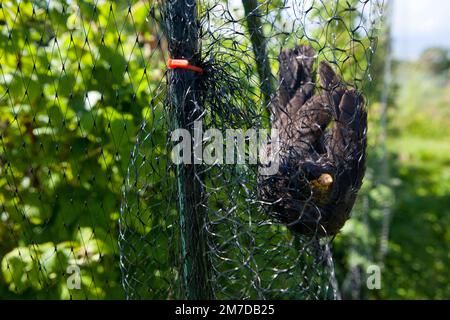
259, 45, 367, 237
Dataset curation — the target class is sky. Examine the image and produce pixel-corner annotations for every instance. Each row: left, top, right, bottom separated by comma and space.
392, 0, 450, 60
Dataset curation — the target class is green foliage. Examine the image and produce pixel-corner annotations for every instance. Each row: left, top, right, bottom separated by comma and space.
419, 47, 450, 76
308, 0, 377, 87
0, 0, 161, 299
379, 57, 450, 298
333, 51, 450, 300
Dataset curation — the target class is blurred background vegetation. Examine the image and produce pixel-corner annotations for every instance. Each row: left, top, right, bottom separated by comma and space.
334, 44, 450, 299
0, 0, 449, 299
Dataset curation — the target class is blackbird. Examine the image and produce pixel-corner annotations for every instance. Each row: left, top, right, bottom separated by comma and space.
259, 45, 367, 237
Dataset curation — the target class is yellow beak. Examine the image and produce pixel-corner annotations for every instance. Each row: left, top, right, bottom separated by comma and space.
310, 173, 334, 190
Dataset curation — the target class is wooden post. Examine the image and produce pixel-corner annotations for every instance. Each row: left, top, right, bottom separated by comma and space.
165, 0, 213, 299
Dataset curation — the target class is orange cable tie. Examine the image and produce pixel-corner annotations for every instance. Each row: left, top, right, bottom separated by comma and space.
167, 58, 203, 74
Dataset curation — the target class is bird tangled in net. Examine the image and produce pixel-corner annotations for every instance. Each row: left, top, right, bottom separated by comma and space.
259, 45, 367, 238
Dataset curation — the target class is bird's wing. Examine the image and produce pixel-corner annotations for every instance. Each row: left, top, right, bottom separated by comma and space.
327, 89, 367, 188
284, 93, 333, 154
273, 45, 316, 133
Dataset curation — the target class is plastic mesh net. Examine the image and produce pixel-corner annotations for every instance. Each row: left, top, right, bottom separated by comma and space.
0, 0, 383, 299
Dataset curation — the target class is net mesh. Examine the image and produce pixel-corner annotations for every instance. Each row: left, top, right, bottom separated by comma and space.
0, 0, 384, 300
